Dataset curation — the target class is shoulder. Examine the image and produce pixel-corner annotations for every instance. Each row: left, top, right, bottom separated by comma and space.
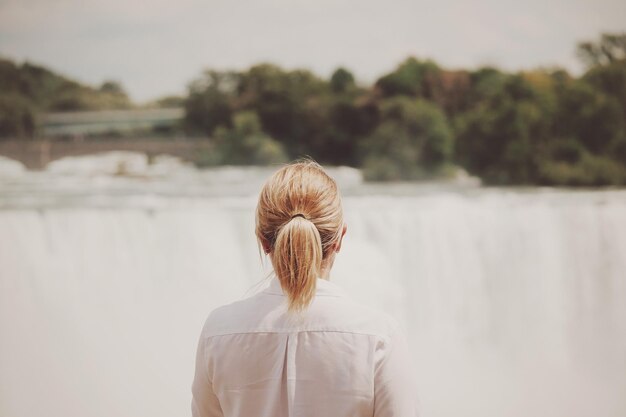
313, 294, 402, 341
199, 293, 269, 338
197, 286, 403, 340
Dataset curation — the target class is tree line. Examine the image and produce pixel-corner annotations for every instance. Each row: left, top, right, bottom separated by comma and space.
0, 59, 133, 136
183, 33, 626, 185
1, 33, 625, 185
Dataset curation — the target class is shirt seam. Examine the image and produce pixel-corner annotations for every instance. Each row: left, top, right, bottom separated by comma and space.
260, 292, 344, 297
203, 328, 392, 341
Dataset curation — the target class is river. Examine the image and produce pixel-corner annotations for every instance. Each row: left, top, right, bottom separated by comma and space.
1, 152, 625, 417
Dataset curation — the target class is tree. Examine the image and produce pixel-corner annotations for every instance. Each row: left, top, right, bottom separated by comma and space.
204, 111, 288, 165
577, 33, 626, 68
421, 69, 472, 116
553, 79, 624, 154
235, 64, 328, 157
375, 57, 440, 98
360, 97, 453, 180
99, 81, 126, 95
330, 68, 355, 93
152, 95, 185, 108
0, 94, 36, 139
322, 97, 378, 165
455, 74, 555, 183
584, 62, 626, 118
184, 70, 237, 136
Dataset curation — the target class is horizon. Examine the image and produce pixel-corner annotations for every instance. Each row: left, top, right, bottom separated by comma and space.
1, 0, 624, 102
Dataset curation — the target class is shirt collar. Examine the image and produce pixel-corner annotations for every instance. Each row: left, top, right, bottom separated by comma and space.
262, 276, 346, 297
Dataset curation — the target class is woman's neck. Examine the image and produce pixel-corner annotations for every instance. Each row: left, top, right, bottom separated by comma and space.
319, 253, 336, 280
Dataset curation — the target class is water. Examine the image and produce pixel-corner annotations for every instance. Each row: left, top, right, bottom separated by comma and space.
1, 152, 625, 417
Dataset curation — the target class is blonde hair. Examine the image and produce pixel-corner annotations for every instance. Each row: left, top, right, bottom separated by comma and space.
255, 159, 344, 312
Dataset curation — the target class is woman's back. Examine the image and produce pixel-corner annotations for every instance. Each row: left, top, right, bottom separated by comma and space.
191, 276, 417, 417
191, 160, 418, 416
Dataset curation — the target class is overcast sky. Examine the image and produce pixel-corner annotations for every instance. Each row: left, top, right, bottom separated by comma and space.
1, 0, 624, 102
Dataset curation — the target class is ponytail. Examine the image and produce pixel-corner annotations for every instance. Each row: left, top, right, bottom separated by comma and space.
255, 159, 344, 313
272, 215, 323, 312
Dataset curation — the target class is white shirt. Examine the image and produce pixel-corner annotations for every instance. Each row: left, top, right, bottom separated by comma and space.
191, 276, 418, 417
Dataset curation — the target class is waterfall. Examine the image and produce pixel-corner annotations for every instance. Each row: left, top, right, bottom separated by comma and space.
1, 154, 625, 417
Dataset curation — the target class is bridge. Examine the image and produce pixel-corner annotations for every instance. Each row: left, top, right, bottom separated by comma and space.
0, 138, 213, 170
40, 108, 184, 137
0, 107, 208, 170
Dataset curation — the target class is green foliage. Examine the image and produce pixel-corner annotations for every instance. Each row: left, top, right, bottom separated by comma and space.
610, 136, 626, 165
3, 32, 626, 185
583, 60, 626, 120
99, 81, 125, 95
330, 68, 355, 93
577, 33, 626, 68
360, 97, 454, 180
151, 95, 185, 108
0, 57, 133, 137
553, 79, 624, 154
0, 59, 132, 112
376, 59, 476, 116
467, 68, 510, 103
184, 63, 375, 166
455, 74, 555, 183
0, 94, 36, 139
324, 97, 378, 165
537, 152, 626, 186
236, 64, 328, 156
200, 111, 288, 166
422, 70, 472, 116
184, 70, 236, 136
375, 57, 441, 98
179, 33, 626, 184
547, 138, 585, 164
48, 83, 132, 111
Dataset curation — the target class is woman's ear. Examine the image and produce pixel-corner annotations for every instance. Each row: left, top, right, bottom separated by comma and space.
260, 238, 271, 254
335, 223, 348, 253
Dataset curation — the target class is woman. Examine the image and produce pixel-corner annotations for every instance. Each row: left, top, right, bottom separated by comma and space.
192, 159, 418, 417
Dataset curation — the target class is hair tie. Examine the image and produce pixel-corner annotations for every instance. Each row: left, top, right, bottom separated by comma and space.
291, 213, 307, 220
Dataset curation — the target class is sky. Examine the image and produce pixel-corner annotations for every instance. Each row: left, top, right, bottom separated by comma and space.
1, 0, 624, 102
